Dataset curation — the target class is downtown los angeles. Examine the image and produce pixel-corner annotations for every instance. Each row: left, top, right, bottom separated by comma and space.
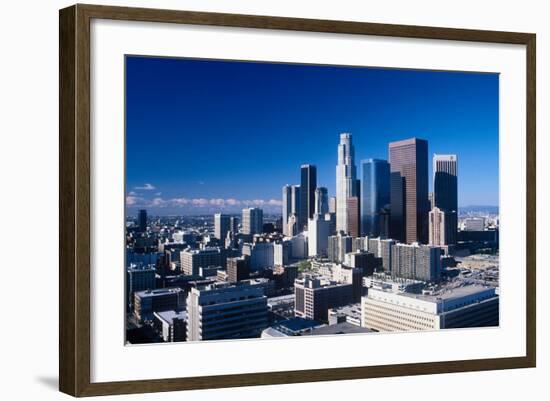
125, 133, 499, 344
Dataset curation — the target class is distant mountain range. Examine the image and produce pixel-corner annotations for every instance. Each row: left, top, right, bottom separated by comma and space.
458, 205, 499, 214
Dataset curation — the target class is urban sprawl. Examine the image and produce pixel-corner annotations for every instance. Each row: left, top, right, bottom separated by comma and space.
126, 134, 499, 344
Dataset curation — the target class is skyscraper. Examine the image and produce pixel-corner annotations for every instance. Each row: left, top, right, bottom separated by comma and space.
389, 138, 429, 244
214, 213, 231, 240
242, 207, 263, 235
433, 154, 458, 212
346, 196, 360, 238
336, 133, 357, 234
433, 154, 458, 245
300, 165, 317, 231
282, 185, 292, 236
360, 159, 390, 238
314, 187, 329, 216
138, 209, 147, 232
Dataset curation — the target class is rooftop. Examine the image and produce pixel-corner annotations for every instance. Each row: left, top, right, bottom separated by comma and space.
303, 322, 372, 336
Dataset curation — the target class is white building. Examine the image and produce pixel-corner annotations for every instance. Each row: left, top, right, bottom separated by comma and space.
308, 214, 330, 257
462, 217, 486, 231
242, 241, 274, 270
214, 213, 231, 240
361, 285, 498, 332
336, 133, 357, 234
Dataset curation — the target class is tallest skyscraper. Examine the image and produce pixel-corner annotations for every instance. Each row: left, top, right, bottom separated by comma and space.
336, 133, 357, 234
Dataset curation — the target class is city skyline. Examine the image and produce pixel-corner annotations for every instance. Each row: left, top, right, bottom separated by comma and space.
126, 56, 499, 215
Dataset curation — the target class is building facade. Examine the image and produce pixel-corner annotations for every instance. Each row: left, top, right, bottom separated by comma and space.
300, 164, 317, 231
389, 138, 429, 244
360, 159, 390, 238
242, 207, 263, 235
186, 283, 268, 341
214, 213, 231, 240
336, 133, 357, 234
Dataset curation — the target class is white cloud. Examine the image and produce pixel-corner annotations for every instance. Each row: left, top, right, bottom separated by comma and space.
134, 183, 156, 190
125, 196, 282, 211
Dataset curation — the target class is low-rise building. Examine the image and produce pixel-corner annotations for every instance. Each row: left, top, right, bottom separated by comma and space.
361, 284, 499, 332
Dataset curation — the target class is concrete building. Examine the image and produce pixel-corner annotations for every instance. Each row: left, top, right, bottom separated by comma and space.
300, 164, 317, 231
308, 214, 331, 257
294, 276, 355, 322
242, 207, 263, 235
429, 207, 457, 246
214, 213, 231, 241
463, 217, 486, 231
379, 239, 396, 272
389, 138, 429, 244
362, 272, 425, 294
391, 242, 442, 282
329, 196, 337, 214
336, 133, 358, 234
328, 303, 362, 326
186, 282, 268, 341
360, 159, 391, 238
180, 247, 224, 276
153, 310, 187, 342
242, 241, 274, 270
134, 287, 185, 322
361, 284, 499, 332
126, 264, 156, 310
274, 240, 291, 266
230, 216, 240, 234
328, 232, 353, 263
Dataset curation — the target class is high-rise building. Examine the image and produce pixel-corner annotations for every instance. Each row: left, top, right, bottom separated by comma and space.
391, 242, 441, 282
226, 255, 250, 283
300, 165, 317, 231
433, 154, 458, 212
308, 214, 331, 258
186, 282, 268, 341
282, 185, 292, 236
329, 196, 337, 214
314, 187, 329, 216
229, 216, 239, 234
138, 209, 147, 232
360, 159, 390, 237
346, 196, 360, 238
429, 207, 457, 246
433, 154, 458, 245
336, 133, 357, 234
214, 213, 231, 240
389, 138, 429, 244
242, 207, 263, 235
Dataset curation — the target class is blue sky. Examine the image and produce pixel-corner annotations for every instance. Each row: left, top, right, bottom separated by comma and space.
126, 56, 499, 215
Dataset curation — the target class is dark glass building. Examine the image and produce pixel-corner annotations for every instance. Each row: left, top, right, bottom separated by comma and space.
299, 164, 317, 231
138, 209, 147, 233
360, 159, 390, 237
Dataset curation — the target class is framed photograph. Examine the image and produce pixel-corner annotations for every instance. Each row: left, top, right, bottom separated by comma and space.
59, 4, 536, 397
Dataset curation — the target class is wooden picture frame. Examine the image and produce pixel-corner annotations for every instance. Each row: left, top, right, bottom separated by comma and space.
59, 3, 536, 397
